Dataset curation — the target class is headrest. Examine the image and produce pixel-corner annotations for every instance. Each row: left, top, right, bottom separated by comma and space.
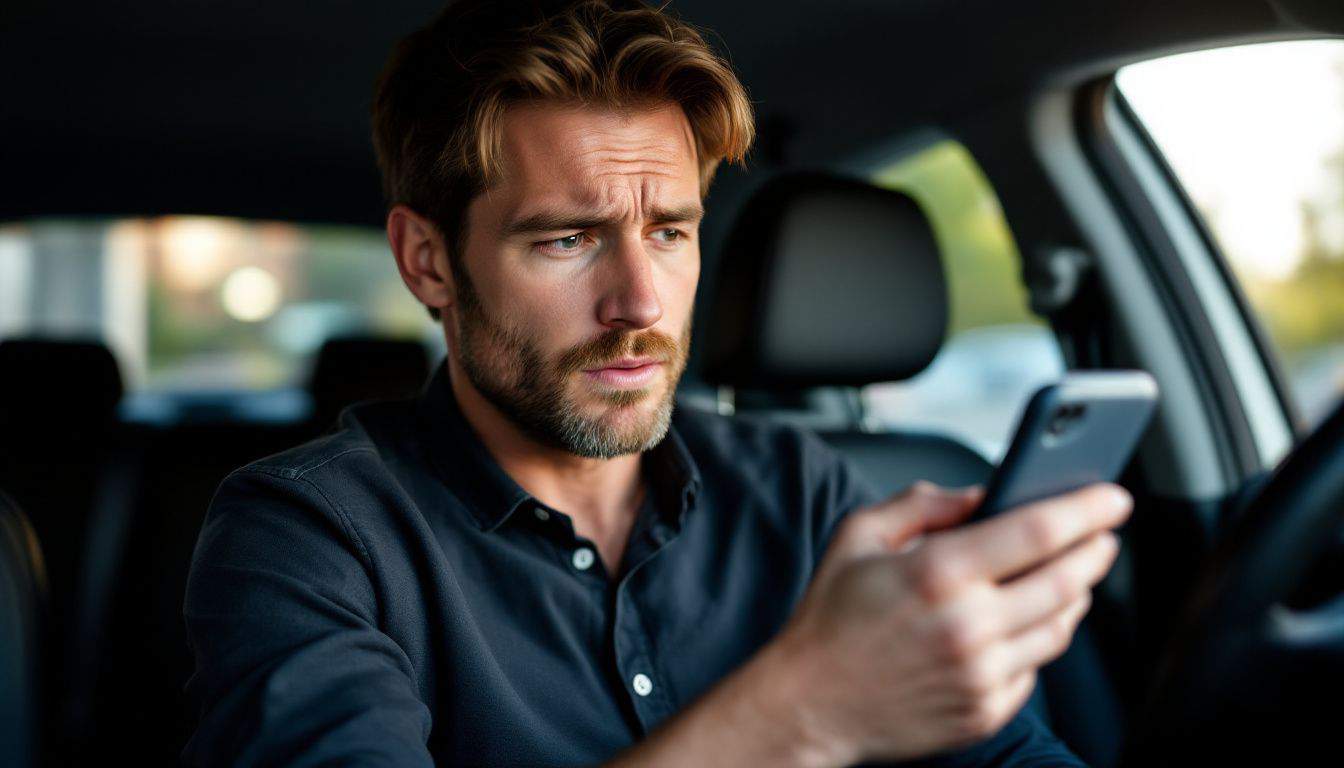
308, 335, 431, 422
0, 338, 124, 430
703, 172, 948, 389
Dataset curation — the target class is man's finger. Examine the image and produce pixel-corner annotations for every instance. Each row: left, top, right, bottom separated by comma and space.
925, 483, 1131, 583
992, 531, 1119, 636
873, 481, 985, 553
994, 592, 1093, 680
928, 531, 1117, 651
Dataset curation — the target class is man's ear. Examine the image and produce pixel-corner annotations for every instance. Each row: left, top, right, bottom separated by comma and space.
387, 204, 455, 314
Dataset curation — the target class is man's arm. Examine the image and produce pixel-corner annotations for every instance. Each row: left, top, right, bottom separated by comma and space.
600, 467, 1129, 768
603, 606, 1078, 768
182, 468, 434, 767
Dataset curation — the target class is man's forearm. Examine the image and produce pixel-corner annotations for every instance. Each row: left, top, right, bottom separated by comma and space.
601, 634, 852, 768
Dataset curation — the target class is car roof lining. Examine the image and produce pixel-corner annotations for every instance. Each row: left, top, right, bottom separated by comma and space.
3, 0, 1341, 225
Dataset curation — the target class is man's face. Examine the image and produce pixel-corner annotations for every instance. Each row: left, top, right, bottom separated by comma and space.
448, 101, 702, 458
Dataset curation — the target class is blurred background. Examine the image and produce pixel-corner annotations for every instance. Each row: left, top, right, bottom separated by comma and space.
4, 38, 1343, 455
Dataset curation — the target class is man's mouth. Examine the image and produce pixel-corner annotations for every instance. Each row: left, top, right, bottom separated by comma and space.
582, 357, 665, 388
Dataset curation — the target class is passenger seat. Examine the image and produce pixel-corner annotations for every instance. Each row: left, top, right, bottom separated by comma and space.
703, 171, 992, 494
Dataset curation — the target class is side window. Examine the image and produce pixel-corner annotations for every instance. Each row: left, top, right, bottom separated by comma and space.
1118, 41, 1344, 430
864, 141, 1065, 462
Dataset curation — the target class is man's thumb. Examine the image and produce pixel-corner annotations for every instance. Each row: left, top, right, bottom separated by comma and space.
876, 480, 982, 552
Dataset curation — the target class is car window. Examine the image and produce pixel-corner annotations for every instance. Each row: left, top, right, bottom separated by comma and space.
864, 141, 1065, 462
1118, 40, 1344, 430
0, 217, 437, 393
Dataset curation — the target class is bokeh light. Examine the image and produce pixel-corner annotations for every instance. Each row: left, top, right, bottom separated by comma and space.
221, 266, 282, 322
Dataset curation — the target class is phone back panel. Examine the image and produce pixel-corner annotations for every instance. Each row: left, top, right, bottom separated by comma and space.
976, 372, 1158, 519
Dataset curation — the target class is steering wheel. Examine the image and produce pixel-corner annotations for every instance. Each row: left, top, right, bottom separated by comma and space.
1126, 397, 1344, 765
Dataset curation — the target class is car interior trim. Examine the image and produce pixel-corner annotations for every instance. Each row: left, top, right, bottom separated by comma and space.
1027, 87, 1232, 501
1093, 78, 1295, 472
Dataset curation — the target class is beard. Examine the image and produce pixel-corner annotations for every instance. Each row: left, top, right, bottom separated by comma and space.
449, 271, 691, 459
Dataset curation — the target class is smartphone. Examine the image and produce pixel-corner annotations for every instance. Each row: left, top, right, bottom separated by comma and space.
970, 370, 1159, 522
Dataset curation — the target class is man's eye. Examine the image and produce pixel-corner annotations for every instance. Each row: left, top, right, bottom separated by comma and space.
654, 228, 683, 243
539, 234, 587, 253
551, 235, 583, 251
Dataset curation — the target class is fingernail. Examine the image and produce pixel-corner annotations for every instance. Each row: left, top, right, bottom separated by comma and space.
1105, 485, 1132, 515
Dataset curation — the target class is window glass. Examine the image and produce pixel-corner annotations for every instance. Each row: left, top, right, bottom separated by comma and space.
1118, 40, 1344, 429
0, 217, 438, 393
864, 141, 1065, 461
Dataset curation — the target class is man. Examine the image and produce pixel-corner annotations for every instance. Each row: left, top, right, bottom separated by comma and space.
182, 1, 1130, 765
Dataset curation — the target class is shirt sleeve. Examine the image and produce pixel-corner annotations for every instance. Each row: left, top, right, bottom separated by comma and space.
181, 467, 434, 767
805, 433, 1088, 768
888, 704, 1087, 768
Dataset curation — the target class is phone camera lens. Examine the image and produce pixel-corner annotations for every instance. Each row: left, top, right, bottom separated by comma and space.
1048, 411, 1069, 436
1047, 404, 1088, 437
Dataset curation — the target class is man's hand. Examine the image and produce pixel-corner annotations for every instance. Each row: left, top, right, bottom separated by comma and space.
768, 480, 1133, 766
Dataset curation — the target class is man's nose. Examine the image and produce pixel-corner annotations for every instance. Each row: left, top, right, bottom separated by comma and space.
596, 234, 663, 330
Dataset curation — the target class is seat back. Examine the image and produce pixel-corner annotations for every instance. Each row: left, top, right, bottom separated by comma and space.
0, 338, 124, 625
307, 335, 431, 431
820, 430, 991, 496
0, 490, 49, 768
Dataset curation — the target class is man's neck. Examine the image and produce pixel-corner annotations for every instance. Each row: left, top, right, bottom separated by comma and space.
446, 359, 646, 543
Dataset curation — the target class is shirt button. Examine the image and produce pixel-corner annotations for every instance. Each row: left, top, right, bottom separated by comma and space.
533, 507, 550, 522
631, 673, 653, 697
571, 547, 595, 571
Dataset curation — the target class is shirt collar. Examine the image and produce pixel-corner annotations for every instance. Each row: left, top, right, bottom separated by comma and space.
415, 358, 703, 533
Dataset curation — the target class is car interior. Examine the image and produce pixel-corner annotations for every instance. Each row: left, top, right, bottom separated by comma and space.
4, 1, 1344, 766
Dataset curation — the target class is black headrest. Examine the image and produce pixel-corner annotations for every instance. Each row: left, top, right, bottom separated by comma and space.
0, 338, 125, 430
308, 335, 431, 423
704, 172, 947, 389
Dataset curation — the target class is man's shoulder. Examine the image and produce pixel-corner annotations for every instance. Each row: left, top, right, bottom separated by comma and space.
200, 398, 424, 563
224, 398, 416, 487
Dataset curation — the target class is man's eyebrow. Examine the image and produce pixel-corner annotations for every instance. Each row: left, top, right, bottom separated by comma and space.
647, 203, 705, 225
503, 211, 611, 236
502, 203, 705, 236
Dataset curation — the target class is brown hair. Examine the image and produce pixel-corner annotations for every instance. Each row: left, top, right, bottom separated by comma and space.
371, 0, 755, 319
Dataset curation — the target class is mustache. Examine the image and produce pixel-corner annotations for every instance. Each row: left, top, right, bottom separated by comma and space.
555, 328, 681, 376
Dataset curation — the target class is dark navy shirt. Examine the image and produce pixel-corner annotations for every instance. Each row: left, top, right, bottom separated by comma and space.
182, 359, 1084, 767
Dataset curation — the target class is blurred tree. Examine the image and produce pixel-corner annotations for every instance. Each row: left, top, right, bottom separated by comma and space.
1237, 52, 1344, 367
1243, 201, 1344, 365
874, 141, 1038, 336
